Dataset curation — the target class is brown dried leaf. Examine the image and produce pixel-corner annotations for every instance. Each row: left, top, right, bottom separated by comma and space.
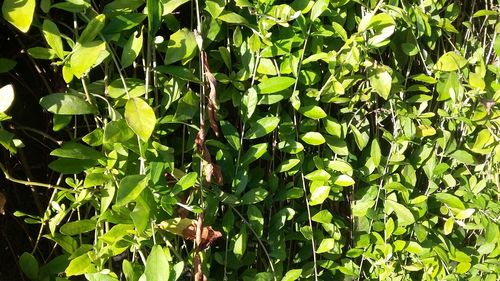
0, 192, 6, 215
182, 223, 223, 250
212, 164, 223, 185
202, 51, 220, 137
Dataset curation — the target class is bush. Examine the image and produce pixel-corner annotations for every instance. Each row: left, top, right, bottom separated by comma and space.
0, 0, 499, 280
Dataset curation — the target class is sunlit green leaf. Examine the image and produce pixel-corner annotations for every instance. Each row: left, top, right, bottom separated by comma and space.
125, 98, 156, 141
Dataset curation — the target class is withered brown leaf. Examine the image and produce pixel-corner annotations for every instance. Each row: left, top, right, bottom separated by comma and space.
182, 223, 222, 250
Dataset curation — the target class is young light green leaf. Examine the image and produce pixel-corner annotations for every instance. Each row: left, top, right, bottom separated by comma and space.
333, 174, 355, 186
312, 209, 333, 224
40, 93, 97, 115
386, 200, 415, 226
305, 169, 331, 181
0, 84, 14, 113
277, 140, 304, 154
300, 132, 325, 145
299, 105, 327, 119
371, 139, 381, 167
282, 269, 302, 281
125, 98, 156, 141
233, 225, 247, 256
145, 245, 170, 281
65, 253, 93, 276
310, 0, 329, 21
42, 19, 64, 59
309, 184, 330, 205
70, 41, 107, 78
174, 172, 197, 192
256, 77, 295, 94
434, 192, 465, 210
434, 52, 468, 71
163, 0, 189, 15
245, 116, 280, 139
121, 30, 143, 68
78, 14, 106, 44
276, 158, 301, 173
2, 0, 36, 33
317, 238, 336, 253
444, 218, 454, 235
369, 66, 392, 99
218, 11, 249, 25
116, 175, 149, 206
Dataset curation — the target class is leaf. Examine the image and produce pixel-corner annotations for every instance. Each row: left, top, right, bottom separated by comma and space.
48, 158, 96, 174
173, 172, 197, 192
103, 119, 134, 145
156, 65, 200, 83
164, 28, 197, 65
66, 253, 93, 276
2, 0, 36, 33
0, 84, 14, 113
174, 91, 199, 121
256, 77, 295, 94
218, 11, 249, 25
51, 142, 104, 160
317, 238, 336, 253
163, 0, 189, 15
27, 47, 57, 59
415, 125, 436, 137
434, 193, 465, 210
282, 269, 302, 281
245, 116, 280, 139
310, 0, 328, 21
298, 105, 327, 119
371, 139, 381, 167
78, 14, 106, 44
233, 225, 247, 256
60, 219, 96, 236
333, 174, 355, 186
241, 188, 268, 204
42, 19, 64, 59
108, 78, 149, 99
19, 252, 39, 280
277, 140, 304, 154
121, 30, 143, 68
386, 200, 415, 226
247, 205, 264, 237
312, 209, 333, 224
276, 158, 301, 173
444, 218, 454, 235
449, 150, 475, 165
220, 120, 240, 150
40, 93, 97, 115
145, 245, 170, 281
116, 175, 149, 206
147, 0, 162, 35
305, 169, 331, 181
0, 58, 16, 73
309, 184, 330, 205
369, 66, 392, 99
434, 52, 468, 71
125, 98, 156, 141
300, 132, 325, 145
242, 87, 258, 120
70, 41, 107, 78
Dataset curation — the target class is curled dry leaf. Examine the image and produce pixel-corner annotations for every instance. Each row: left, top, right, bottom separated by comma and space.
182, 223, 222, 250
202, 51, 220, 137
0, 192, 6, 215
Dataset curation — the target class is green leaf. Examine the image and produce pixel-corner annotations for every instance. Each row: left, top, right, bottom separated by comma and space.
300, 132, 325, 145
125, 98, 156, 141
40, 93, 97, 115
19, 252, 39, 280
144, 245, 170, 281
0, 58, 16, 73
218, 11, 249, 25
48, 158, 96, 174
70, 41, 107, 78
317, 238, 336, 253
116, 175, 149, 206
416, 125, 436, 137
434, 193, 465, 210
309, 184, 330, 205
174, 90, 199, 121
434, 52, 468, 71
299, 105, 327, 119
51, 142, 104, 160
371, 139, 381, 167
240, 143, 268, 166
163, 0, 189, 15
449, 150, 475, 165
173, 172, 197, 192
247, 205, 264, 237
333, 174, 355, 186
104, 119, 134, 145
78, 14, 106, 44
277, 140, 304, 154
312, 209, 333, 224
66, 253, 93, 277
369, 66, 392, 99
2, 0, 36, 33
108, 78, 148, 99
164, 28, 197, 65
220, 120, 240, 150
27, 47, 57, 59
233, 225, 247, 256
241, 188, 268, 204
60, 219, 96, 236
42, 19, 64, 59
305, 169, 331, 181
276, 158, 301, 173
147, 0, 163, 35
444, 218, 454, 235
256, 77, 295, 94
0, 84, 14, 113
242, 87, 258, 120
121, 30, 143, 68
156, 65, 201, 83
282, 269, 302, 281
245, 116, 280, 139
386, 200, 415, 226
310, 0, 328, 21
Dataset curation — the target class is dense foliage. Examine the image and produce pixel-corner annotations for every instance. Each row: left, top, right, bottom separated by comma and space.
0, 0, 499, 280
